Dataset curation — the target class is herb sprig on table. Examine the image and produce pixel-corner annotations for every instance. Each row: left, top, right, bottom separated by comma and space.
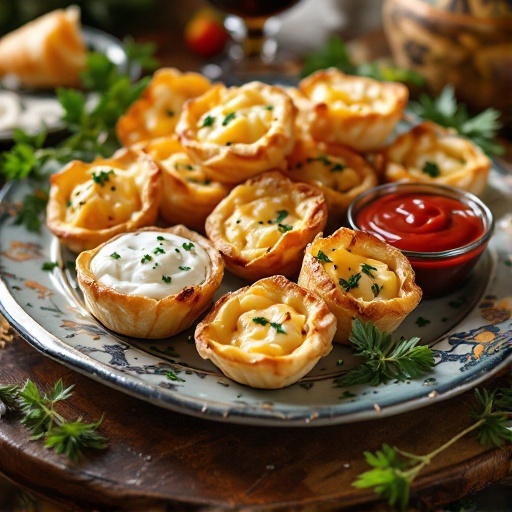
0, 379, 108, 462
0, 42, 156, 232
353, 387, 512, 511
333, 318, 435, 387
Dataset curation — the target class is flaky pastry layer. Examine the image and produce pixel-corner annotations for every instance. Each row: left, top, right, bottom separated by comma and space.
298, 227, 422, 344
195, 275, 336, 389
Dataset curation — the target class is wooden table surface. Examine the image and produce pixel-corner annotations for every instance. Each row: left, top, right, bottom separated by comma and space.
0, 319, 511, 511
1, 1, 512, 510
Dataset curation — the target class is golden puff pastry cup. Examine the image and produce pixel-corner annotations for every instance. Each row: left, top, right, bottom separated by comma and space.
116, 67, 211, 146
176, 81, 296, 183
205, 170, 328, 281
298, 68, 409, 152
46, 147, 161, 253
76, 225, 224, 339
298, 227, 422, 344
134, 135, 232, 233
285, 137, 378, 225
194, 275, 336, 389
374, 121, 491, 196
0, 6, 87, 89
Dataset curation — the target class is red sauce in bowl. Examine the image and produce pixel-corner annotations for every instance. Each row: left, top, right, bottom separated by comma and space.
355, 193, 485, 253
348, 184, 493, 298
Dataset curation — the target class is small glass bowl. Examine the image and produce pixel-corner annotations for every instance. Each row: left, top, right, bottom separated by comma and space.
346, 182, 494, 298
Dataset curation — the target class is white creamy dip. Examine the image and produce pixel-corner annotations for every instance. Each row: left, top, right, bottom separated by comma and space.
90, 231, 210, 300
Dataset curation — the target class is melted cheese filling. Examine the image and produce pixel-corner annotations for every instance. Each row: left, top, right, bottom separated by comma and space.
321, 248, 399, 301
310, 81, 392, 115
224, 194, 300, 258
65, 166, 141, 229
403, 140, 467, 177
90, 231, 210, 300
161, 152, 220, 189
197, 91, 276, 145
293, 154, 362, 192
213, 295, 306, 356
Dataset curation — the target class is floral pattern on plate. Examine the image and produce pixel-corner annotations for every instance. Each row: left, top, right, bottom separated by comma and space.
0, 168, 511, 426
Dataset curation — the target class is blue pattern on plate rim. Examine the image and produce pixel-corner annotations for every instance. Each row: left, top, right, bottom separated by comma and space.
0, 168, 511, 426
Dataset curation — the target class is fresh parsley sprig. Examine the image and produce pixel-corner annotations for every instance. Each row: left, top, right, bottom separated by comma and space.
0, 379, 108, 462
353, 386, 512, 511
333, 319, 435, 387
408, 85, 504, 157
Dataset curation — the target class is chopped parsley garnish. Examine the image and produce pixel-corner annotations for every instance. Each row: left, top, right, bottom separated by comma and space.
162, 275, 172, 284
278, 223, 293, 233
339, 272, 361, 292
315, 250, 332, 263
252, 317, 286, 334
41, 261, 58, 271
361, 263, 377, 278
153, 247, 165, 255
222, 112, 236, 126
201, 115, 215, 128
415, 316, 431, 327
274, 210, 288, 224
422, 161, 441, 178
331, 163, 345, 172
264, 105, 274, 110
157, 236, 165, 241
141, 254, 152, 263
182, 242, 194, 251
307, 154, 345, 173
110, 252, 121, 259
92, 169, 115, 186
371, 283, 383, 297
179, 266, 191, 271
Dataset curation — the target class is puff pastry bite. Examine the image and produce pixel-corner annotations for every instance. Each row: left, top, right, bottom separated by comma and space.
136, 135, 231, 233
195, 275, 336, 389
298, 227, 422, 344
375, 121, 491, 196
0, 6, 87, 89
285, 138, 378, 224
298, 68, 408, 152
176, 81, 296, 183
46, 148, 161, 253
116, 67, 211, 146
76, 225, 224, 339
205, 171, 328, 281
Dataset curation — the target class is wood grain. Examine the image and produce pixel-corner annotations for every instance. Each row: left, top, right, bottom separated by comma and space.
0, 325, 510, 511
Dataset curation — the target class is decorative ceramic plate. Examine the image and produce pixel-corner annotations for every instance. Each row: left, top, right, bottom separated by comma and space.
0, 167, 511, 427
0, 27, 137, 141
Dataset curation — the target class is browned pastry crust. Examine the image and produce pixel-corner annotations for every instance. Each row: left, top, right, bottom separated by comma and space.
285, 137, 378, 225
205, 170, 328, 281
374, 121, 491, 196
76, 225, 224, 339
46, 147, 162, 253
0, 6, 87, 89
176, 81, 296, 183
194, 275, 336, 389
134, 135, 232, 233
116, 67, 211, 146
298, 227, 422, 344
298, 68, 408, 152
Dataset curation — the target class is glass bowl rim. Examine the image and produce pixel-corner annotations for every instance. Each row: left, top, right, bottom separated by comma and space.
346, 181, 494, 261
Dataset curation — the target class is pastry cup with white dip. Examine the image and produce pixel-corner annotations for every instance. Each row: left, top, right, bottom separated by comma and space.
298, 227, 422, 344
46, 147, 162, 253
194, 275, 336, 389
76, 225, 224, 339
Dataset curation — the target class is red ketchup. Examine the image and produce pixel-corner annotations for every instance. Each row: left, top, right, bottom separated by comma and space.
354, 192, 488, 297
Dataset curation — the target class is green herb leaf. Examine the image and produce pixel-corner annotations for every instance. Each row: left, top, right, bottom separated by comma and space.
422, 161, 441, 178
408, 85, 504, 157
334, 319, 435, 386
315, 250, 332, 263
339, 272, 361, 292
